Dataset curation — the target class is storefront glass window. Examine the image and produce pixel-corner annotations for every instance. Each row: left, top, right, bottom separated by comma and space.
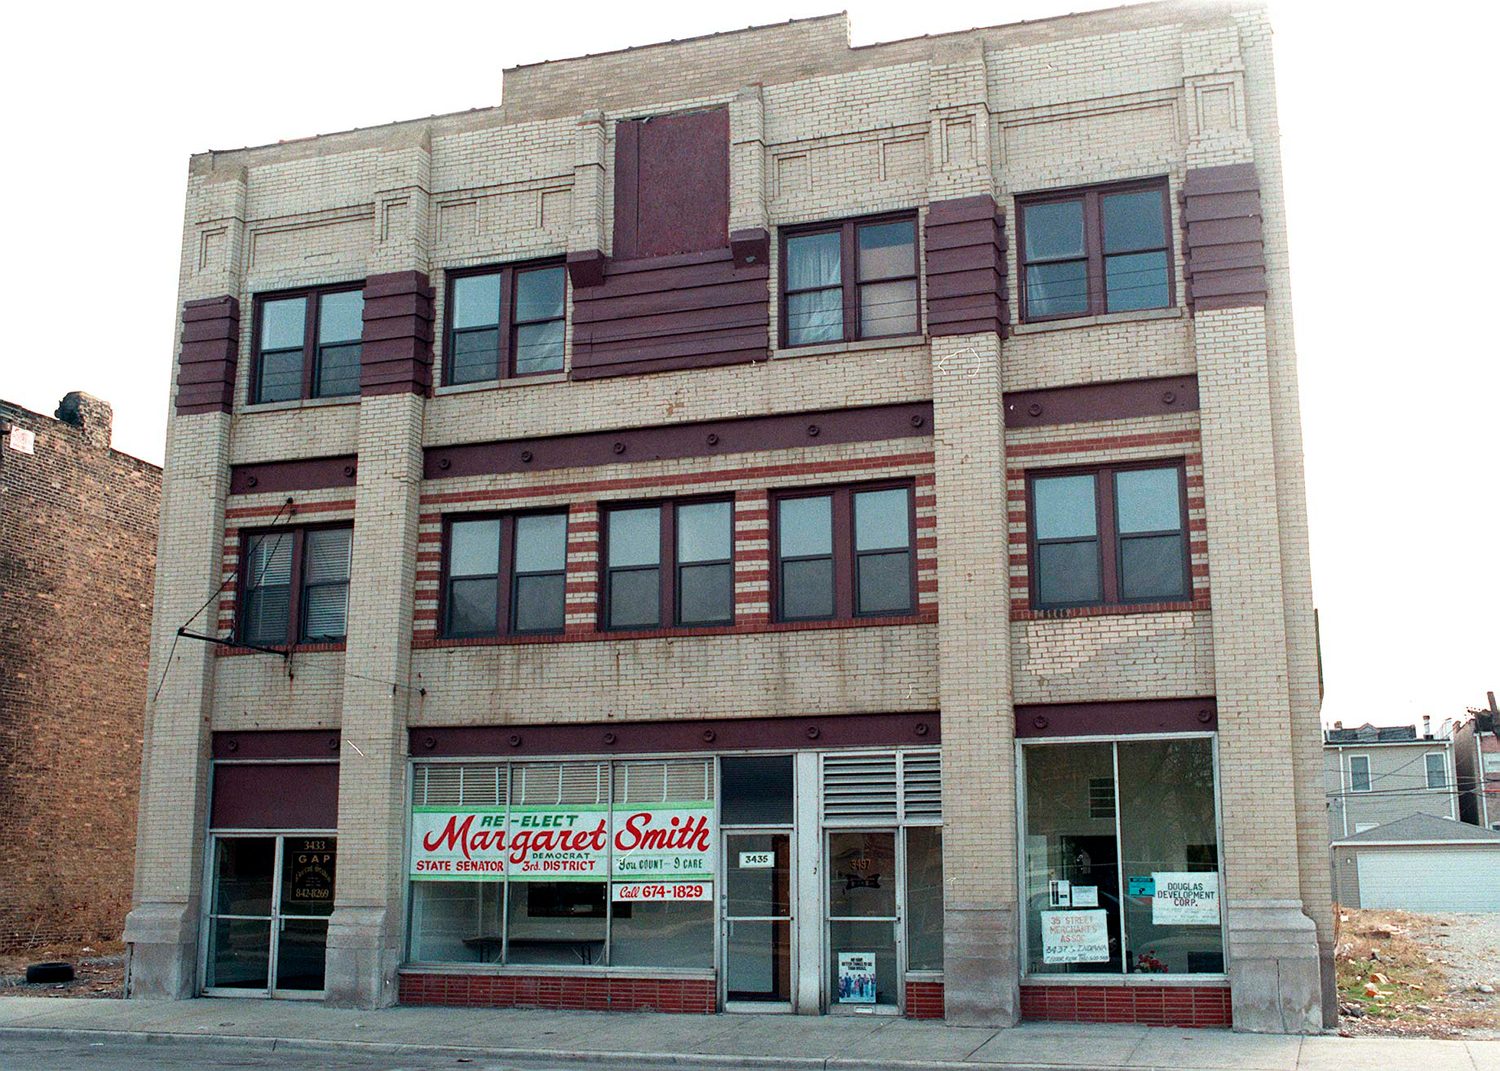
904, 826, 944, 971
610, 901, 714, 968
408, 881, 503, 964
505, 881, 608, 965
721, 755, 794, 825
1023, 738, 1222, 977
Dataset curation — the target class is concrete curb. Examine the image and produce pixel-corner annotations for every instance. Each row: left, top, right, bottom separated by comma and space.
0, 1024, 1137, 1071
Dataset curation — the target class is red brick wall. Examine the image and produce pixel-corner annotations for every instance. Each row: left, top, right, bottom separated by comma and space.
1020, 984, 1232, 1028
399, 971, 717, 1013
0, 399, 160, 952
905, 979, 944, 1019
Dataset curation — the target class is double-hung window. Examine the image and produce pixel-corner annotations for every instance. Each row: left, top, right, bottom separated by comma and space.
252, 286, 364, 403
1425, 752, 1447, 790
1017, 179, 1172, 321
1028, 462, 1190, 610
603, 500, 733, 630
781, 216, 919, 347
773, 484, 914, 622
1347, 755, 1372, 793
239, 525, 353, 646
447, 263, 566, 384
443, 512, 568, 637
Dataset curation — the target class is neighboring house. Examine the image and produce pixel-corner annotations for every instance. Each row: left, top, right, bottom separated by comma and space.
0, 394, 161, 951
1324, 721, 1457, 841
1330, 813, 1500, 911
125, 2, 1332, 1036
1454, 694, 1500, 831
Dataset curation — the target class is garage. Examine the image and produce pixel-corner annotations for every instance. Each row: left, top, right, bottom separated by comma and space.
1332, 813, 1500, 911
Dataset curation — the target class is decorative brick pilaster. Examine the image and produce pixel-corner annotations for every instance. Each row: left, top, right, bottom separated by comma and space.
733, 490, 770, 624
564, 502, 600, 635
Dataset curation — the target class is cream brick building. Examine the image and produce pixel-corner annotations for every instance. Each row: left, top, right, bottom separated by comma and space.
126, 0, 1331, 1033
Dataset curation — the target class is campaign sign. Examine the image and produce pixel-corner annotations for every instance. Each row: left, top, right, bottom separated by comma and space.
611, 881, 713, 902
610, 805, 714, 880
410, 809, 508, 880
1040, 909, 1111, 964
509, 805, 609, 880
1151, 872, 1219, 925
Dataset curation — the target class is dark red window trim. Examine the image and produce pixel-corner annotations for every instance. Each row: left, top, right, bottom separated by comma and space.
778, 211, 922, 349
438, 510, 569, 639
1025, 460, 1191, 611
236, 522, 353, 647
442, 259, 567, 386
1015, 177, 1174, 323
600, 496, 735, 631
770, 480, 918, 623
249, 283, 365, 404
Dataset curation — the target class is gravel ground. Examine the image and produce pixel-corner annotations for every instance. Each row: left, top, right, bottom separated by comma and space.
1426, 913, 1500, 992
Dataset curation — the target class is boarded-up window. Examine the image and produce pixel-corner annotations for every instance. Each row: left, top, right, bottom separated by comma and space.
613, 108, 729, 260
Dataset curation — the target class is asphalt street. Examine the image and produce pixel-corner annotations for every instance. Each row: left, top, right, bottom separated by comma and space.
0, 1037, 603, 1071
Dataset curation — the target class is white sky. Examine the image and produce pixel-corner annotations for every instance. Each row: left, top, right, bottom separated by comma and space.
1, 1, 1494, 729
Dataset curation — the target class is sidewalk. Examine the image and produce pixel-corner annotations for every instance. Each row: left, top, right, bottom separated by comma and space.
1, 996, 1497, 1070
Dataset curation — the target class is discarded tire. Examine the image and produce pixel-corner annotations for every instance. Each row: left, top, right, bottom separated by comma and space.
25, 962, 74, 984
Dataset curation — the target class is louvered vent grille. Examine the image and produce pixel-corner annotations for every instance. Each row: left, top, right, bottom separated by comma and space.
413, 763, 507, 807
901, 751, 942, 818
613, 760, 715, 803
823, 753, 899, 820
515, 762, 608, 805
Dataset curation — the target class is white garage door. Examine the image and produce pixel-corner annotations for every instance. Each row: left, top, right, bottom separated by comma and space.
1357, 849, 1500, 911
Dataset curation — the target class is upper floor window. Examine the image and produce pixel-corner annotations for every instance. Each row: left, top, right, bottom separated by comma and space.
1425, 752, 1447, 790
1028, 462, 1189, 610
239, 524, 352, 646
781, 216, 919, 347
603, 499, 733, 630
1017, 179, 1171, 321
773, 484, 914, 622
447, 263, 566, 385
252, 286, 364, 403
443, 512, 568, 638
1348, 755, 1372, 793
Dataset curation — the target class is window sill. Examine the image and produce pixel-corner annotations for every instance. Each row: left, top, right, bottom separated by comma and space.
240, 395, 360, 416
215, 641, 348, 657
772, 334, 926, 360
414, 613, 938, 649
433, 371, 568, 397
1011, 307, 1183, 336
1012, 598, 1208, 621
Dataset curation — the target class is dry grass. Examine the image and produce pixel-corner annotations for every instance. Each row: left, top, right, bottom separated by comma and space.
1335, 908, 1500, 1038
0, 941, 125, 999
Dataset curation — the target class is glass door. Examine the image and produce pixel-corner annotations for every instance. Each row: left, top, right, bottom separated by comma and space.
722, 832, 793, 1010
826, 830, 901, 1012
205, 834, 336, 997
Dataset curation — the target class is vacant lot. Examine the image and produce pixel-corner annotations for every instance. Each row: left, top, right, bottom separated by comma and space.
0, 942, 124, 999
1336, 908, 1500, 1038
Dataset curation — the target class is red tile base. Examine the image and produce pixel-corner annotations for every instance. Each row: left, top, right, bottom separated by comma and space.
398, 972, 716, 1014
1020, 984, 1231, 1028
905, 979, 945, 1019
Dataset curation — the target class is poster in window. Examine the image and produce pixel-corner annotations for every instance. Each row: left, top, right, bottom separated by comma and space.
1151, 872, 1219, 925
409, 808, 509, 880
837, 952, 877, 1003
507, 805, 609, 880
287, 838, 335, 907
610, 804, 714, 880
1040, 909, 1110, 964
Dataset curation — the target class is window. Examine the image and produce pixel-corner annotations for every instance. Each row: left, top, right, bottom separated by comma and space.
442, 512, 567, 638
1017, 179, 1172, 321
1023, 738, 1223, 977
602, 499, 733, 630
773, 484, 914, 622
238, 525, 352, 646
1348, 755, 1372, 793
446, 263, 566, 384
1028, 463, 1190, 610
781, 216, 919, 347
1425, 752, 1447, 790
252, 286, 364, 403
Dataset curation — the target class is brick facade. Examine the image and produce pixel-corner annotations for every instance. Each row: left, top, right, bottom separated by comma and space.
127, 0, 1329, 1033
0, 395, 160, 951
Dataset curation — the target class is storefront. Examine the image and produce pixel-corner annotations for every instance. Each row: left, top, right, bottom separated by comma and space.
399, 734, 943, 1016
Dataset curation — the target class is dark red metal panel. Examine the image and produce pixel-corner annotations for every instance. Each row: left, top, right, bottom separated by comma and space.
1181, 164, 1266, 310
1014, 698, 1217, 738
410, 711, 939, 758
175, 296, 240, 414
210, 761, 339, 829
229, 456, 358, 495
360, 270, 434, 396
924, 195, 1007, 337
613, 109, 729, 260
1003, 375, 1199, 428
423, 402, 932, 480
212, 730, 341, 760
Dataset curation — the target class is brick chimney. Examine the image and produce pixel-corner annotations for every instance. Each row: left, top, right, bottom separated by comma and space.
55, 391, 112, 450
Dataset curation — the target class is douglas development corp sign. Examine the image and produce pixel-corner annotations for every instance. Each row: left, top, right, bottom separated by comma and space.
410, 803, 715, 895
